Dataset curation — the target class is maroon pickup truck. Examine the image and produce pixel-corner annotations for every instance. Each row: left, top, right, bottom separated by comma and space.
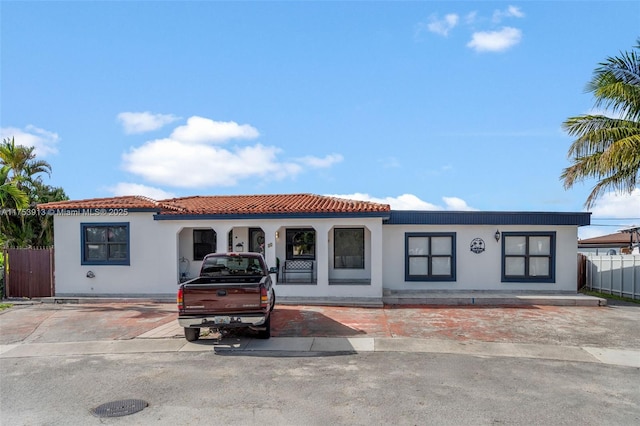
177, 252, 276, 341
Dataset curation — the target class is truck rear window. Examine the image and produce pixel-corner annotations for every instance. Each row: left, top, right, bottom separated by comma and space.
201, 256, 264, 276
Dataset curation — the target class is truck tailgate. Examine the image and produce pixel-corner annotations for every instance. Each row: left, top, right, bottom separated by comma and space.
181, 283, 262, 314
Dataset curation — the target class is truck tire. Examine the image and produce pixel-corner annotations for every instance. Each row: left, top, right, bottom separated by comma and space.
185, 327, 200, 342
256, 316, 271, 339
270, 290, 276, 312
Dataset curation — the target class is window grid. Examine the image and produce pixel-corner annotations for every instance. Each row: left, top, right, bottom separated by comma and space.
81, 223, 130, 265
405, 232, 456, 282
502, 232, 555, 283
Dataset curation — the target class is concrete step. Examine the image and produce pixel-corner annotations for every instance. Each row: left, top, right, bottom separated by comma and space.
382, 291, 606, 307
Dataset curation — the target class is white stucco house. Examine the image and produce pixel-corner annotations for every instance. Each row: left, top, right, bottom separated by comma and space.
39, 194, 591, 305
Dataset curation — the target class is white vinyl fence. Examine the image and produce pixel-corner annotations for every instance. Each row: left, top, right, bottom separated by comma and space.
585, 255, 640, 300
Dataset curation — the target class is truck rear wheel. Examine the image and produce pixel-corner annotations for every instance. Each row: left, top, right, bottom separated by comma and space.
256, 316, 271, 339
185, 327, 200, 342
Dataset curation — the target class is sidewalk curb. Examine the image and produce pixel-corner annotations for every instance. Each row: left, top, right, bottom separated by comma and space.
2, 337, 638, 368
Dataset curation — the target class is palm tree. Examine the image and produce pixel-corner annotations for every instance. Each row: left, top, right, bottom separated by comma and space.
0, 137, 51, 191
0, 166, 29, 248
0, 137, 63, 247
0, 166, 29, 210
30, 181, 68, 246
561, 39, 640, 209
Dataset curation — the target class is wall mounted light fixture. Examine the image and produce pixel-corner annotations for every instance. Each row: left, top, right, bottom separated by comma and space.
86, 271, 95, 278
494, 229, 501, 242
275, 231, 279, 239
235, 242, 244, 252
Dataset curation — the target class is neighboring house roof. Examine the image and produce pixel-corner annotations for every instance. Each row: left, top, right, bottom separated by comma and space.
38, 194, 391, 217
578, 231, 639, 247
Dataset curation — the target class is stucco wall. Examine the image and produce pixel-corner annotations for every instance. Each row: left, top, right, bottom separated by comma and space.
53, 212, 579, 297
53, 214, 384, 298
381, 224, 579, 292
54, 212, 178, 296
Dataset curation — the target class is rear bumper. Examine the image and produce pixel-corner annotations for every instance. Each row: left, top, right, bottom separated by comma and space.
178, 314, 267, 329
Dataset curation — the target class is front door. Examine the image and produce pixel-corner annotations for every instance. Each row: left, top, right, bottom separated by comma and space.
249, 228, 265, 255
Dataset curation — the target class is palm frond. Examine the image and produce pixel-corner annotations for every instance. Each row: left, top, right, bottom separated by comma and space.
587, 44, 640, 121
562, 40, 640, 208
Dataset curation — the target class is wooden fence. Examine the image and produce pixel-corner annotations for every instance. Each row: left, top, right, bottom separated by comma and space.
577, 254, 587, 290
2, 247, 55, 298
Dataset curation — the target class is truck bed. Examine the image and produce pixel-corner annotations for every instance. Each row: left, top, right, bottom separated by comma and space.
180, 276, 265, 314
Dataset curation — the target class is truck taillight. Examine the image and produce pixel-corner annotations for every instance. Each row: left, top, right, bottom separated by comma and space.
177, 288, 183, 310
260, 285, 268, 309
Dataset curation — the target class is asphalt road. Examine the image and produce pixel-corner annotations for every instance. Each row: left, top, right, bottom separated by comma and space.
1, 351, 638, 425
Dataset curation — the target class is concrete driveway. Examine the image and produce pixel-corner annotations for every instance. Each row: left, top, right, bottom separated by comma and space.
1, 300, 638, 349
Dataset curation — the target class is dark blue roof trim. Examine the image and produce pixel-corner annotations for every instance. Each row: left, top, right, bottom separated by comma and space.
154, 211, 391, 221
384, 211, 591, 226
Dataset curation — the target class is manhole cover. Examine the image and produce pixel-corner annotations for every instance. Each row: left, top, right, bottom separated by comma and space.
91, 399, 149, 418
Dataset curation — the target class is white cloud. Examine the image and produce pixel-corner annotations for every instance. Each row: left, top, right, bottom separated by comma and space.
326, 193, 477, 211
123, 139, 292, 187
590, 188, 640, 218
108, 182, 176, 200
464, 12, 478, 25
508, 5, 525, 18
0, 125, 59, 157
170, 116, 259, 144
578, 189, 640, 239
442, 196, 478, 211
120, 116, 339, 188
493, 5, 525, 22
426, 13, 459, 36
467, 27, 522, 52
117, 111, 180, 134
419, 8, 524, 52
295, 154, 344, 168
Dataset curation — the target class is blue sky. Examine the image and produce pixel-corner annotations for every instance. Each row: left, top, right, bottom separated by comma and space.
1, 1, 639, 238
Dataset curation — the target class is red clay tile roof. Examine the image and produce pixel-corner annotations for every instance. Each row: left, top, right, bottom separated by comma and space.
159, 194, 389, 215
39, 194, 390, 215
38, 195, 163, 210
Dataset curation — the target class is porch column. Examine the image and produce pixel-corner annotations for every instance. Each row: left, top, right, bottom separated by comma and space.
315, 222, 331, 289
369, 220, 384, 295
215, 225, 233, 253
260, 225, 279, 272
